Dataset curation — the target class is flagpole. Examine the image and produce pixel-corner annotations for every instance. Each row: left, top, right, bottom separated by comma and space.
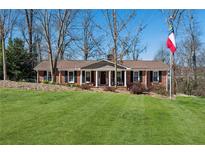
170, 52, 172, 99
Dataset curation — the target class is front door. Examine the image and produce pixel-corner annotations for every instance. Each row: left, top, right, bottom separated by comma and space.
100, 71, 106, 85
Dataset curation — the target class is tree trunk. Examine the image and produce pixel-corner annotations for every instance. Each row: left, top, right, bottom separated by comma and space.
48, 49, 54, 83
84, 53, 88, 60
113, 9, 118, 88
2, 37, 7, 80
25, 9, 33, 54
193, 50, 197, 86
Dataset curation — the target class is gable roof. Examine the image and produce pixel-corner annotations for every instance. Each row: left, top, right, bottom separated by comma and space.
81, 60, 127, 70
34, 60, 169, 71
122, 60, 169, 70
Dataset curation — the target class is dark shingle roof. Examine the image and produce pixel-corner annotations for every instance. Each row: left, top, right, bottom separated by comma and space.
122, 60, 169, 70
34, 60, 169, 71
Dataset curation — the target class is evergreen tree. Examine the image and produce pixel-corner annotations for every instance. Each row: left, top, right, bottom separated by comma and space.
6, 38, 33, 81
0, 40, 3, 79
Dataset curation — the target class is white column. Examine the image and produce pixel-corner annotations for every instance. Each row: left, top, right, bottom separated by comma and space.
124, 71, 127, 87
145, 70, 148, 89
80, 70, 82, 85
37, 71, 39, 83
109, 71, 111, 87
95, 71, 98, 87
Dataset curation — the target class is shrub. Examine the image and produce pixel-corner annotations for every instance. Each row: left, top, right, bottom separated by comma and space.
42, 80, 49, 84
127, 83, 133, 91
80, 84, 91, 90
103, 86, 116, 92
130, 83, 144, 94
151, 84, 168, 96
192, 80, 205, 97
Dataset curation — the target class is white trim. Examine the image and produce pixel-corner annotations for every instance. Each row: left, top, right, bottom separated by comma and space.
68, 71, 75, 83
80, 70, 82, 85
85, 71, 91, 83
95, 71, 98, 87
37, 71, 39, 83
124, 71, 127, 87
145, 71, 148, 89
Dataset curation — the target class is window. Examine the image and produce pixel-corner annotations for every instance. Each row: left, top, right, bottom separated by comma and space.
85, 71, 91, 83
48, 72, 51, 81
153, 71, 159, 82
117, 71, 122, 83
69, 71, 74, 83
133, 71, 140, 82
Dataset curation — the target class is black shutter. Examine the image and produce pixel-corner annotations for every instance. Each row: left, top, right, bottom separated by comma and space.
150, 71, 153, 82
65, 71, 68, 83
74, 71, 77, 83
91, 71, 94, 82
44, 71, 47, 80
159, 71, 162, 82
122, 71, 124, 83
140, 71, 143, 82
82, 71, 85, 83
130, 71, 133, 82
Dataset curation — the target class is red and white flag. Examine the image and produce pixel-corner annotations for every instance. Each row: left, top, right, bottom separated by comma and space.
166, 19, 176, 54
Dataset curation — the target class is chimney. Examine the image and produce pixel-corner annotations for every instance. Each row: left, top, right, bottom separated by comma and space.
107, 54, 114, 62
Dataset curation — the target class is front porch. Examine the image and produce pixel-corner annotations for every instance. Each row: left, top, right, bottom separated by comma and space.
80, 70, 127, 87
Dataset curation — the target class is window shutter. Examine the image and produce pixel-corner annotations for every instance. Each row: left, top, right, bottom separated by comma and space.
150, 71, 153, 82
65, 71, 68, 83
130, 71, 133, 82
159, 71, 162, 82
74, 71, 77, 82
122, 71, 124, 83
44, 71, 47, 80
82, 71, 85, 83
140, 71, 143, 82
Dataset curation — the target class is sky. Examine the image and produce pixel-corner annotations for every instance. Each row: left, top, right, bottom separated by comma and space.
92, 10, 205, 60
10, 9, 205, 60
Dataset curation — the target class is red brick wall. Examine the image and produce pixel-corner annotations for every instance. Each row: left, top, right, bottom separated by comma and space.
126, 71, 131, 85
38, 70, 59, 83
147, 71, 167, 89
126, 70, 167, 90
38, 70, 167, 89
77, 71, 80, 85
161, 71, 167, 87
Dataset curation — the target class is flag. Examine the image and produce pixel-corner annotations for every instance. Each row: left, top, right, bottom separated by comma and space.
166, 19, 176, 54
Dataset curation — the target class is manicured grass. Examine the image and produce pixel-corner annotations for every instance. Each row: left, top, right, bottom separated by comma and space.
0, 88, 205, 144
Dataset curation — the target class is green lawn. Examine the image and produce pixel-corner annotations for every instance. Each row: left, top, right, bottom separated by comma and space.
0, 88, 205, 144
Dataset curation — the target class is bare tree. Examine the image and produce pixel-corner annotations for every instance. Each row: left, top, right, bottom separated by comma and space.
37, 10, 76, 83
154, 44, 169, 64
176, 12, 201, 89
125, 25, 146, 60
0, 10, 17, 80
73, 10, 102, 60
104, 10, 137, 87
24, 9, 34, 54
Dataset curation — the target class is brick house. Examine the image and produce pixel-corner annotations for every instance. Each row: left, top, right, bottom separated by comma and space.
34, 55, 169, 90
